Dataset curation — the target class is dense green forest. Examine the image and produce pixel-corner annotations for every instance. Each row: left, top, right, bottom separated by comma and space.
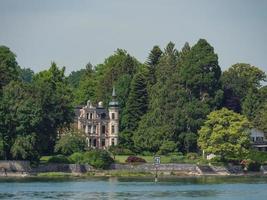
0, 39, 266, 161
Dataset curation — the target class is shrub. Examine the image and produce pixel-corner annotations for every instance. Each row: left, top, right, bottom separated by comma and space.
82, 150, 114, 169
55, 129, 86, 156
125, 156, 146, 163
170, 155, 185, 163
186, 153, 198, 160
69, 152, 84, 164
248, 150, 267, 164
108, 146, 134, 156
158, 141, 177, 155
47, 155, 70, 164
241, 159, 261, 172
142, 151, 153, 156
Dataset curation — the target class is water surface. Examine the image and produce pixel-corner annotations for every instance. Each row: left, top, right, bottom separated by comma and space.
0, 176, 266, 200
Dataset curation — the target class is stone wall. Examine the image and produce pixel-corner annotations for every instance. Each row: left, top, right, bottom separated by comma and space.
110, 163, 198, 173
0, 160, 31, 172
32, 164, 94, 173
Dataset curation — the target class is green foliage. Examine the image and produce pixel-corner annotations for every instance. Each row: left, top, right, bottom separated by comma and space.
19, 68, 34, 83
73, 63, 96, 105
222, 63, 266, 113
33, 62, 74, 154
68, 152, 84, 164
253, 101, 267, 133
158, 141, 177, 155
108, 145, 134, 156
47, 155, 70, 164
0, 81, 42, 160
186, 152, 199, 160
67, 68, 86, 89
121, 72, 148, 131
80, 150, 114, 169
83, 150, 114, 169
0, 46, 19, 90
146, 45, 162, 86
0, 138, 4, 159
248, 150, 267, 164
55, 129, 86, 156
198, 108, 251, 160
222, 63, 266, 100
11, 134, 39, 161
95, 49, 141, 106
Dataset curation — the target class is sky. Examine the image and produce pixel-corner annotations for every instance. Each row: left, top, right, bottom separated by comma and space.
0, 0, 267, 74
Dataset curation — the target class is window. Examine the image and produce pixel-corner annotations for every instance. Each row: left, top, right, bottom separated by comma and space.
112, 113, 115, 120
86, 113, 89, 119
102, 125, 105, 134
93, 125, 96, 133
93, 139, 96, 147
90, 113, 93, 119
111, 125, 115, 134
102, 139, 105, 147
111, 138, 115, 146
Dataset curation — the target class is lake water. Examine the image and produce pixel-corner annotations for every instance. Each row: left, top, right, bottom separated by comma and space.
0, 176, 267, 200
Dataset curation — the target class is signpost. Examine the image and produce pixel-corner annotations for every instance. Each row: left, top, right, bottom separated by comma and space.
154, 156, 160, 182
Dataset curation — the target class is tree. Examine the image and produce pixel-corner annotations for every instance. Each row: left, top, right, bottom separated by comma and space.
146, 45, 162, 86
0, 46, 19, 90
198, 108, 251, 160
95, 49, 140, 106
55, 129, 86, 156
33, 62, 74, 154
0, 81, 41, 160
67, 68, 86, 89
253, 102, 267, 133
19, 68, 34, 83
74, 63, 96, 105
158, 141, 177, 155
241, 88, 262, 121
222, 63, 266, 106
121, 71, 148, 131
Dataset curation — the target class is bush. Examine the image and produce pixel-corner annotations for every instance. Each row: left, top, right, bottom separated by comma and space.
68, 152, 84, 164
47, 155, 70, 164
241, 159, 261, 172
186, 153, 198, 160
108, 146, 134, 156
170, 155, 185, 163
248, 150, 267, 164
142, 151, 153, 156
158, 141, 177, 155
125, 156, 146, 163
55, 130, 86, 156
248, 161, 261, 172
82, 150, 114, 169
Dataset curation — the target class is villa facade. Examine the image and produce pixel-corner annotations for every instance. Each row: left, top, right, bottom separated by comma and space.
77, 88, 119, 149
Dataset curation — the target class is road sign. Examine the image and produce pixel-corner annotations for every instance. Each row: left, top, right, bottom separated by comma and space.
154, 156, 160, 165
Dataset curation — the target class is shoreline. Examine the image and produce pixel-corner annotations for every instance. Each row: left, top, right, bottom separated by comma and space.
1, 170, 266, 178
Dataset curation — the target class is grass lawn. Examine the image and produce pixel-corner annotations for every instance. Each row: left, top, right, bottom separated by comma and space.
39, 156, 53, 164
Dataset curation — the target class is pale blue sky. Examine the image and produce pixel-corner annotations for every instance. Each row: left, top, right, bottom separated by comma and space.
0, 0, 267, 74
